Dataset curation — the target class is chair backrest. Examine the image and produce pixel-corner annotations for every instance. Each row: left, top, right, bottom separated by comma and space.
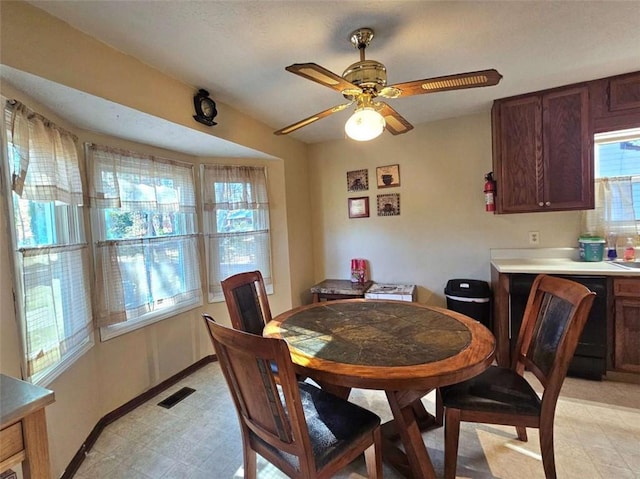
512, 274, 595, 402
203, 315, 317, 476
221, 270, 272, 335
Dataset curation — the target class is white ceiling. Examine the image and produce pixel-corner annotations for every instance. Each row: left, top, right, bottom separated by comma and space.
3, 1, 640, 156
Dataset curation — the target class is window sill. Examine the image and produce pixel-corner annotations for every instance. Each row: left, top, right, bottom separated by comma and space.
32, 337, 95, 387
99, 299, 203, 341
207, 284, 273, 304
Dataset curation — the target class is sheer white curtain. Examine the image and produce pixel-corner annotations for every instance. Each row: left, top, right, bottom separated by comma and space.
88, 146, 196, 212
20, 246, 93, 377
202, 164, 272, 301
581, 177, 639, 238
7, 101, 83, 204
4, 100, 92, 382
87, 144, 201, 328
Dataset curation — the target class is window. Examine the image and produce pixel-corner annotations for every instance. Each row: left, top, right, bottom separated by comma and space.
3, 100, 93, 385
595, 128, 640, 219
202, 164, 272, 302
88, 144, 202, 339
582, 128, 640, 238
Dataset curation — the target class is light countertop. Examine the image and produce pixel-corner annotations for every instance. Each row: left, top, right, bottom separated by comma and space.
1, 374, 55, 428
490, 248, 640, 276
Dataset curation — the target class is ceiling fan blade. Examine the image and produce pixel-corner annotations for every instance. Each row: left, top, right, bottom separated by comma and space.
274, 102, 353, 135
378, 102, 414, 135
286, 63, 362, 95
389, 69, 503, 97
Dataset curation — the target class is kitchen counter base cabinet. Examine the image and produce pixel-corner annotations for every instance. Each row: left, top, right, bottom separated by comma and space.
1, 374, 55, 479
613, 278, 640, 373
509, 274, 607, 380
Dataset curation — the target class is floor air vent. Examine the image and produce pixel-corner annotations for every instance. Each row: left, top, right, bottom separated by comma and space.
157, 387, 195, 409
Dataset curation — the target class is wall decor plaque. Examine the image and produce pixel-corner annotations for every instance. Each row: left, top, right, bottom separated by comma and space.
347, 169, 369, 192
376, 164, 400, 188
377, 193, 400, 216
348, 197, 370, 218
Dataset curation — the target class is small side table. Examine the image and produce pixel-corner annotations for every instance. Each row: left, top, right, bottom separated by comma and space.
310, 279, 373, 303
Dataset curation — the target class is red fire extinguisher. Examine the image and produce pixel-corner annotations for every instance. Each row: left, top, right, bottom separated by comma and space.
484, 172, 496, 212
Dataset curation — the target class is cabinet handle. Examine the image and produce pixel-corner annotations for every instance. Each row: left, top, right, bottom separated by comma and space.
545, 201, 551, 206
539, 202, 544, 207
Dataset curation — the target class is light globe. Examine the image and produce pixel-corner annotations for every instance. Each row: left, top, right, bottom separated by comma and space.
344, 108, 385, 141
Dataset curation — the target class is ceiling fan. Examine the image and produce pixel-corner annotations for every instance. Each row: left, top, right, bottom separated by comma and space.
274, 28, 503, 141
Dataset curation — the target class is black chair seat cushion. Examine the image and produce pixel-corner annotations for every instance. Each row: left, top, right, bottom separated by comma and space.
441, 366, 541, 416
255, 381, 380, 472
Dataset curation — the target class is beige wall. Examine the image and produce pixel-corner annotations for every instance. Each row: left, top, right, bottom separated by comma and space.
0, 81, 301, 475
0, 2, 313, 476
0, 0, 313, 307
308, 112, 582, 305
1, 1, 586, 477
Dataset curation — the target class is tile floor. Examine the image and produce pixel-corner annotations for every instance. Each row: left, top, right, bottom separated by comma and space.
75, 362, 640, 478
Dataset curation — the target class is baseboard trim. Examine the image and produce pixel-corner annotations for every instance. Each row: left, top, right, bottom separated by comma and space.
60, 355, 216, 479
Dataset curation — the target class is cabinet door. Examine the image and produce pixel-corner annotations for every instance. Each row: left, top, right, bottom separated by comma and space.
590, 71, 640, 132
609, 72, 640, 113
493, 95, 543, 213
614, 297, 640, 372
542, 87, 593, 211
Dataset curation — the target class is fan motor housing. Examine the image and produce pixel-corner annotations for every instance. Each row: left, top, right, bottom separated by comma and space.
342, 60, 387, 94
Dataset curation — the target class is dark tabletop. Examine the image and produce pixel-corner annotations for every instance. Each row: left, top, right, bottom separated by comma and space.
279, 300, 472, 367
265, 299, 495, 391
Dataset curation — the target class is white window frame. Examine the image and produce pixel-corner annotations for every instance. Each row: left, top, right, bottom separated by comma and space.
201, 164, 273, 302
87, 144, 203, 340
594, 127, 640, 224
2, 99, 94, 386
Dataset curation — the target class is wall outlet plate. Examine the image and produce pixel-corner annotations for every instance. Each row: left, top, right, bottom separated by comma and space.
529, 231, 540, 245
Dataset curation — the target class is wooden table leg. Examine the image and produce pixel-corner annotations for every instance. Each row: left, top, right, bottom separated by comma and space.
384, 390, 438, 479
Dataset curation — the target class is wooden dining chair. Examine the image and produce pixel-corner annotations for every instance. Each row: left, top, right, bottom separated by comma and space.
440, 274, 596, 479
221, 270, 272, 335
220, 270, 307, 383
203, 315, 383, 479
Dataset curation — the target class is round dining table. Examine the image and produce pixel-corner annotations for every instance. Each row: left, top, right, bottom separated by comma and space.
263, 299, 495, 479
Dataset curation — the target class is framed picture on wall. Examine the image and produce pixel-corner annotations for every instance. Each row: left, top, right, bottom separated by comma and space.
348, 197, 370, 218
347, 169, 369, 192
377, 193, 400, 216
376, 164, 400, 188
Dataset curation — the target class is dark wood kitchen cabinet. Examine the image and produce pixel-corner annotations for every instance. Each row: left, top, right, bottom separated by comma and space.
613, 278, 640, 373
591, 71, 640, 133
492, 85, 593, 214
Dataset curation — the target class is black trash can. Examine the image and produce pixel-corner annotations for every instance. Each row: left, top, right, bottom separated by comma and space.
445, 279, 492, 330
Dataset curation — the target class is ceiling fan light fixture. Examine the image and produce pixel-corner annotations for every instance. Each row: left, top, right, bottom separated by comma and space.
275, 27, 502, 138
345, 107, 385, 141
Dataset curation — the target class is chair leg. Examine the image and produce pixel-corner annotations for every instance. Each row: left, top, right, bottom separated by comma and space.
243, 446, 257, 479
435, 388, 444, 427
444, 408, 461, 479
516, 425, 528, 441
364, 427, 383, 479
539, 424, 557, 479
